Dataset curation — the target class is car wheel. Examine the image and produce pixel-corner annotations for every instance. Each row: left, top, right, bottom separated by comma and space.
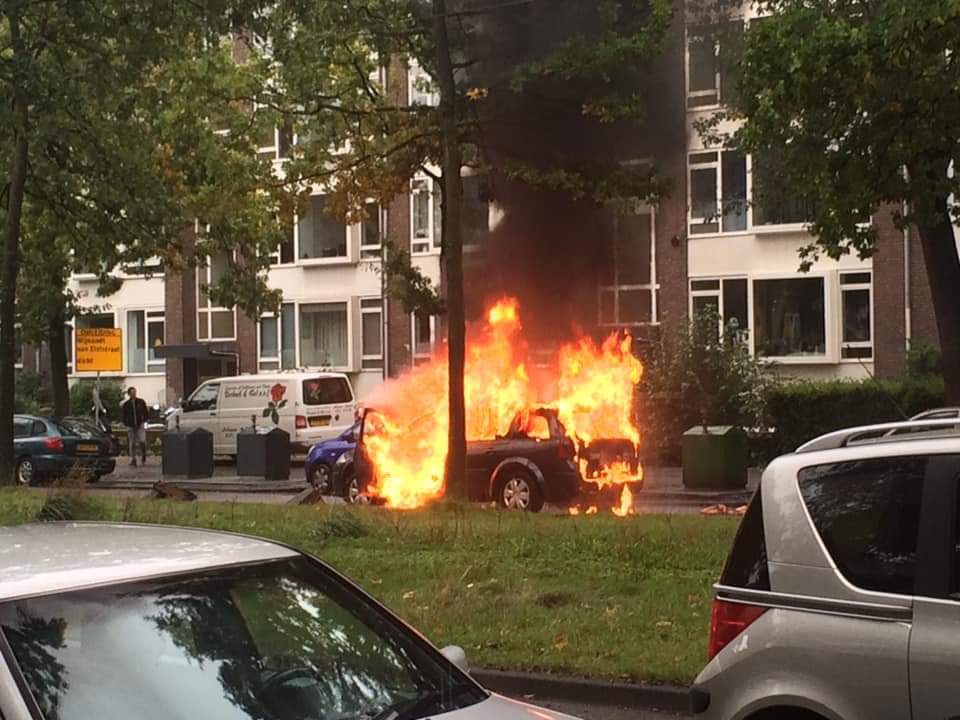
307, 463, 332, 494
15, 457, 35, 486
496, 470, 544, 512
344, 472, 371, 506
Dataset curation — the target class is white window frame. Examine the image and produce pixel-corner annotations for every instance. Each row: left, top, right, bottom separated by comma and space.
298, 300, 353, 371
410, 176, 441, 255
689, 276, 750, 345
360, 297, 384, 369
295, 192, 353, 265
257, 302, 297, 371
65, 321, 74, 375
408, 59, 439, 106
411, 312, 437, 364
196, 247, 237, 342
598, 207, 659, 328
360, 200, 386, 261
125, 309, 165, 375
685, 26, 721, 108
839, 270, 874, 362
750, 272, 832, 364
268, 224, 297, 267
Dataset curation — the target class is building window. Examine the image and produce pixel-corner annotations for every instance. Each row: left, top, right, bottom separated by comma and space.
257, 122, 292, 161
197, 252, 237, 341
753, 277, 826, 358
408, 59, 439, 106
268, 225, 296, 266
259, 303, 297, 371
126, 310, 165, 374
411, 312, 436, 364
297, 194, 348, 261
690, 278, 749, 344
411, 177, 441, 254
300, 302, 348, 368
841, 271, 873, 360
361, 298, 383, 369
687, 22, 743, 108
599, 211, 657, 327
360, 201, 384, 260
689, 149, 812, 235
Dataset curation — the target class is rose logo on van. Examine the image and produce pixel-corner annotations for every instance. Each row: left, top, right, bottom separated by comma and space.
263, 383, 288, 425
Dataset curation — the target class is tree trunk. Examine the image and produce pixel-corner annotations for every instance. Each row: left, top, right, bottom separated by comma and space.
48, 303, 70, 417
916, 207, 960, 405
0, 6, 29, 485
433, 0, 467, 500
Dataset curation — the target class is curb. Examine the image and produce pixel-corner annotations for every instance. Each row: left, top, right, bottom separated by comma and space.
470, 668, 692, 714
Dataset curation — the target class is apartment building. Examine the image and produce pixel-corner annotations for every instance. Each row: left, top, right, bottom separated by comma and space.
20, 4, 944, 404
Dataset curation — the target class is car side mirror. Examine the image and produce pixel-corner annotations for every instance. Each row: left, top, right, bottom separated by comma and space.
440, 645, 469, 674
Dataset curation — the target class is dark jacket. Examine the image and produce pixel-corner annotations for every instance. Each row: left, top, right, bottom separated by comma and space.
122, 397, 149, 429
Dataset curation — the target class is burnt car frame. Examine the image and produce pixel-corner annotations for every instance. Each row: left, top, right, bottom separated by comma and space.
334, 407, 641, 512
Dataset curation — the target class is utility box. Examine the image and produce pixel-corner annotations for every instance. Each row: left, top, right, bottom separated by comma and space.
237, 426, 291, 481
682, 425, 748, 490
162, 428, 214, 479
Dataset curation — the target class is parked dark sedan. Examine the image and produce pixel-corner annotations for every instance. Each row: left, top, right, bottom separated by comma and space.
13, 415, 117, 485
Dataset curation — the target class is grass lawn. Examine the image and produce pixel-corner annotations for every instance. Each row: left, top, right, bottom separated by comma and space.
0, 488, 738, 686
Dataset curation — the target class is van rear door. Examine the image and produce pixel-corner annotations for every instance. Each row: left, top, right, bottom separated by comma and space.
301, 376, 355, 432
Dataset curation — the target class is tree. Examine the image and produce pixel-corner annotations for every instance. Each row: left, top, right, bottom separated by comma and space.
0, 2, 292, 483
698, 0, 960, 402
263, 0, 673, 497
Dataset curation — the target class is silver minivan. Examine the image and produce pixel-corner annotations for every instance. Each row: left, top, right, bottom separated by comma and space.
693, 417, 960, 720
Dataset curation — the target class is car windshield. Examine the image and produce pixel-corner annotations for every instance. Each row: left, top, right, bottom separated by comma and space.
0, 557, 485, 720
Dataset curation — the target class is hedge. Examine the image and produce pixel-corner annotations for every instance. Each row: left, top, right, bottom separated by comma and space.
765, 376, 946, 458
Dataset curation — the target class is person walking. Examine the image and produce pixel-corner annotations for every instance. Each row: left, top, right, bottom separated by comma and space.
122, 387, 149, 466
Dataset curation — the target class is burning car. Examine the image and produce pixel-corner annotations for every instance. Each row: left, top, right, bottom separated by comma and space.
336, 406, 641, 512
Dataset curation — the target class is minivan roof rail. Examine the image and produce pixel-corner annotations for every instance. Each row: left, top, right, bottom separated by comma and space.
796, 418, 960, 454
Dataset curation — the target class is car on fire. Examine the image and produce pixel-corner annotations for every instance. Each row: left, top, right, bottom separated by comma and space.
0, 522, 581, 720
304, 420, 359, 492
334, 407, 641, 511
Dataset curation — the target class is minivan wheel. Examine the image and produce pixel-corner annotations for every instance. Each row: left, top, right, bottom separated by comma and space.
15, 457, 34, 486
496, 470, 544, 512
308, 463, 332, 494
345, 473, 370, 505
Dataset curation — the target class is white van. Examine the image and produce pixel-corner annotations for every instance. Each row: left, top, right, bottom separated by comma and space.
173, 372, 357, 456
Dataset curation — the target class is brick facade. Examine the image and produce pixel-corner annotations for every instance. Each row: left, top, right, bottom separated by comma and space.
873, 207, 908, 377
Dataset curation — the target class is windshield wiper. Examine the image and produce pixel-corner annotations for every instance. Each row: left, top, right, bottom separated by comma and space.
368, 684, 478, 720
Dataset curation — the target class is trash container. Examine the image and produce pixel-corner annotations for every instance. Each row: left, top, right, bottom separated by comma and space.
682, 425, 747, 490
237, 426, 291, 481
162, 427, 214, 479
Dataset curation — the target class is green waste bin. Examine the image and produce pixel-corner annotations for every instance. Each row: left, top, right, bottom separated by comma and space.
682, 425, 748, 490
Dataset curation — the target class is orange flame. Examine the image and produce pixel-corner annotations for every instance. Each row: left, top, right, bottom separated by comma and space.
362, 297, 643, 513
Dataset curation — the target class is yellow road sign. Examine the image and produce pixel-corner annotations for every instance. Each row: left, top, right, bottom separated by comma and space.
76, 328, 123, 373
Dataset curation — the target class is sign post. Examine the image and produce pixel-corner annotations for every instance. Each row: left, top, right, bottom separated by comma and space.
76, 328, 123, 425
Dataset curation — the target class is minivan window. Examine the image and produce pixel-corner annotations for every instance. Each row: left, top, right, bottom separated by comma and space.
719, 487, 770, 590
303, 377, 352, 405
799, 457, 926, 595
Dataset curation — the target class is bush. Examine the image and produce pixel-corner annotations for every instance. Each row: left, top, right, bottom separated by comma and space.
638, 309, 773, 464
69, 380, 125, 422
15, 371, 52, 415
765, 375, 946, 458
907, 342, 942, 377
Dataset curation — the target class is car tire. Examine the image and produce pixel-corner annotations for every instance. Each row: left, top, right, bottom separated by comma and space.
15, 457, 35, 487
495, 469, 544, 512
343, 471, 370, 505
307, 462, 332, 494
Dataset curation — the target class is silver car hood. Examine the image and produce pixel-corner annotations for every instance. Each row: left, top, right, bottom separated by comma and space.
433, 694, 580, 720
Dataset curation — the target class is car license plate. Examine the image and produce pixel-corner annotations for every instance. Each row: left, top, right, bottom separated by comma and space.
309, 416, 331, 428
77, 443, 99, 454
